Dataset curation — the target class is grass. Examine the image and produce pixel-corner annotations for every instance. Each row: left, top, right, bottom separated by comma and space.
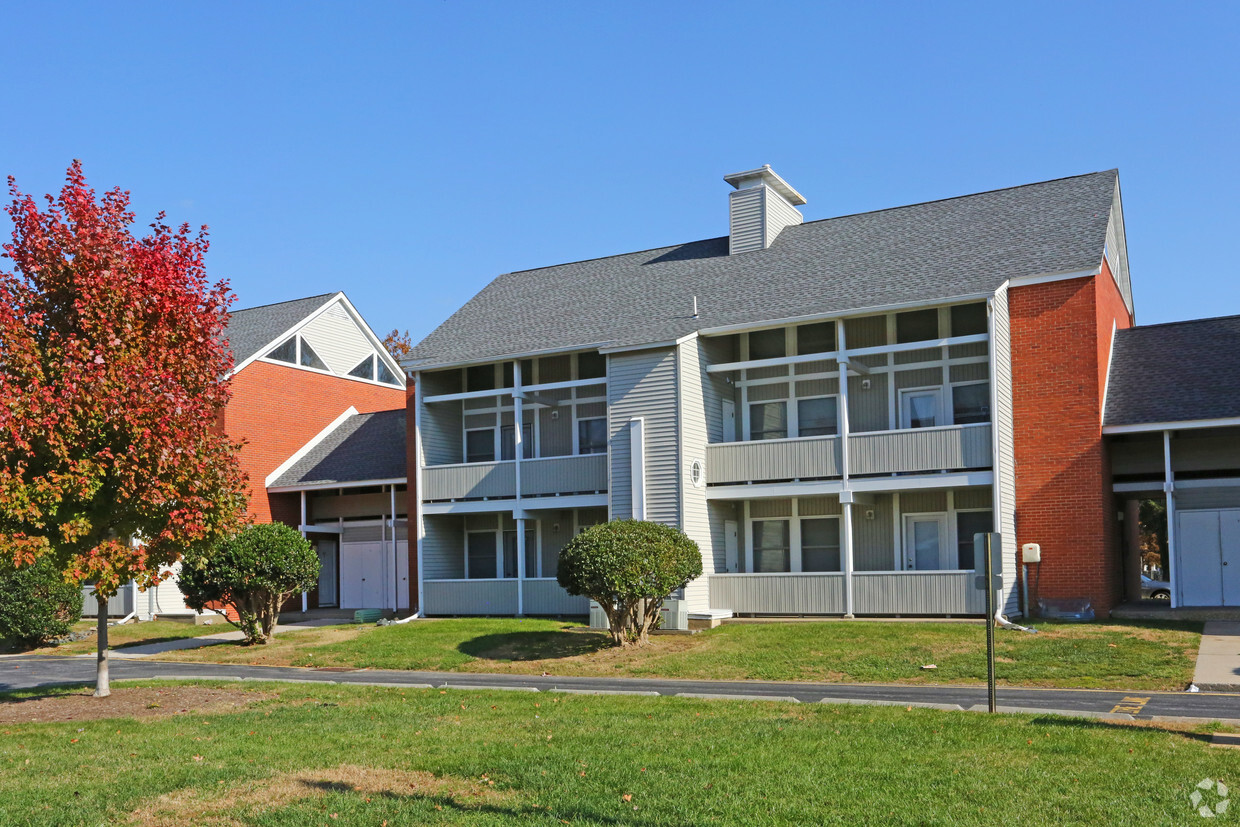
1, 679, 1238, 825
136, 617, 1202, 690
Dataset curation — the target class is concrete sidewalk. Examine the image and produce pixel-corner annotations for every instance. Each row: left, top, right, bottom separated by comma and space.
109, 618, 343, 658
1193, 621, 1240, 690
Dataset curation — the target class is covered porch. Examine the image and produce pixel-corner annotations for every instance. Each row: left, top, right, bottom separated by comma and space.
705, 478, 1002, 617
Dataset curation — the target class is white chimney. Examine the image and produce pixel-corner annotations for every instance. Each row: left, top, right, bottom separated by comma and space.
724, 165, 806, 255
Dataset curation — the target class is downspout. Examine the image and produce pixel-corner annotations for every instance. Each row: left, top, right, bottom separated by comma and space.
838, 325, 854, 618
113, 579, 140, 625
398, 372, 425, 623
514, 359, 525, 617
391, 483, 398, 613
1164, 430, 1178, 608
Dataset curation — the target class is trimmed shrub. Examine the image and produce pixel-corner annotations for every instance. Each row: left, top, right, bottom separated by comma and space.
0, 557, 84, 648
557, 520, 702, 646
179, 522, 318, 645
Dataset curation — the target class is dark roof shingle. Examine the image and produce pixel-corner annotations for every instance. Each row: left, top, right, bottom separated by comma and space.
407, 171, 1118, 368
1105, 316, 1240, 427
270, 409, 406, 488
225, 293, 337, 366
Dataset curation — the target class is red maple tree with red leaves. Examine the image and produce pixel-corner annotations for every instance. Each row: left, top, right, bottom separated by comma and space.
0, 162, 247, 695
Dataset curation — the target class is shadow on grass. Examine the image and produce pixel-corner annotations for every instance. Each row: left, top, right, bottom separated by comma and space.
1029, 714, 1216, 743
457, 628, 613, 662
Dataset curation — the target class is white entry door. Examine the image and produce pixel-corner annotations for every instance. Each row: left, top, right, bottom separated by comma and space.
339, 542, 386, 609
904, 514, 948, 571
1177, 509, 1240, 606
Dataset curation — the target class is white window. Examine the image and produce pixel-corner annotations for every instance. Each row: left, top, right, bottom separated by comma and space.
900, 388, 941, 429
796, 397, 838, 437
951, 382, 990, 425
801, 518, 841, 572
577, 418, 607, 455
749, 401, 788, 441
752, 520, 791, 572
465, 429, 495, 463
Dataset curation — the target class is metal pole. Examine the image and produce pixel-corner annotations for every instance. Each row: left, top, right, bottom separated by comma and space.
985, 533, 997, 713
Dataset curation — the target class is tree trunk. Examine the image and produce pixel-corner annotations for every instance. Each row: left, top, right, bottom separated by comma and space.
94, 593, 110, 698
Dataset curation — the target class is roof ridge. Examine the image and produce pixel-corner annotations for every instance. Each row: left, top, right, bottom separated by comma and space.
503, 170, 1117, 278
231, 292, 338, 314
1120, 313, 1240, 332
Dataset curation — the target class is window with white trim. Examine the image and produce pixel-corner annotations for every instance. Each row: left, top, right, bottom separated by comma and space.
801, 518, 841, 572
796, 396, 838, 437
749, 401, 788, 441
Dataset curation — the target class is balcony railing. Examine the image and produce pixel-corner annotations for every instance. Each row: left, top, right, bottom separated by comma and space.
422, 454, 608, 502
704, 424, 991, 486
705, 435, 842, 485
422, 461, 515, 501
521, 454, 607, 497
848, 423, 992, 476
708, 571, 987, 615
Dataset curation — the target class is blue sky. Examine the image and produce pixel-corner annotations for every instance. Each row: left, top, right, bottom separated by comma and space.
2, 2, 1237, 342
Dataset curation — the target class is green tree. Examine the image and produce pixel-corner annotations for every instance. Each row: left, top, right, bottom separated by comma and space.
0, 163, 246, 695
179, 522, 318, 645
0, 556, 84, 648
557, 520, 702, 646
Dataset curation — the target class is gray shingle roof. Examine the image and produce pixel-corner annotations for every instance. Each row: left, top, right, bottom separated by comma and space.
269, 409, 407, 488
407, 171, 1118, 368
1105, 316, 1240, 427
225, 293, 338, 366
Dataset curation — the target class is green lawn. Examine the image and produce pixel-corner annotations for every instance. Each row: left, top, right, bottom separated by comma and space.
1, 680, 1236, 826
142, 617, 1201, 690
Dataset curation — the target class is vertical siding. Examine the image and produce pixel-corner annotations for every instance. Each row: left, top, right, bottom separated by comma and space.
954, 487, 993, 509
521, 580, 590, 615
299, 302, 377, 375
537, 388, 573, 456
423, 580, 519, 615
420, 398, 462, 466
539, 510, 574, 578
843, 315, 887, 349
608, 348, 681, 523
894, 367, 942, 390
1105, 180, 1134, 313
900, 491, 948, 513
708, 501, 740, 574
853, 493, 895, 571
848, 372, 889, 432
764, 188, 803, 247
422, 514, 465, 579
679, 340, 712, 613
728, 187, 764, 254
699, 336, 735, 443
991, 286, 1019, 614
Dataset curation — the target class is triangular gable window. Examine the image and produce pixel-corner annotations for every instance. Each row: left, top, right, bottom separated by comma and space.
377, 360, 401, 386
299, 338, 328, 371
267, 337, 296, 364
349, 355, 375, 380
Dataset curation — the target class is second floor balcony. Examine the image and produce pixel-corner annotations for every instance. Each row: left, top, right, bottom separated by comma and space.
706, 422, 992, 486
422, 453, 608, 503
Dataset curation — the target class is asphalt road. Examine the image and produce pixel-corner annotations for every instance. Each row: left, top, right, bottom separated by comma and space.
4, 654, 1239, 723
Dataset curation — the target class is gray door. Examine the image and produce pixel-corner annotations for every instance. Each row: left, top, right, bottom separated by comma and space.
1176, 509, 1240, 606
1223, 511, 1240, 606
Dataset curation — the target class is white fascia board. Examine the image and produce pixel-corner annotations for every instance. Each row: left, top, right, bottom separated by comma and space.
420, 498, 516, 515
264, 405, 359, 488
402, 342, 614, 373
334, 293, 408, 379
1100, 320, 1117, 423
1103, 417, 1240, 435
696, 293, 995, 338
598, 336, 692, 355
1006, 268, 1099, 289
267, 476, 406, 494
1114, 477, 1240, 493
228, 292, 343, 378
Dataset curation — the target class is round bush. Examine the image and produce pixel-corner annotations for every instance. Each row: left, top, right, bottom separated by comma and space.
557, 520, 702, 646
179, 522, 318, 644
0, 556, 84, 648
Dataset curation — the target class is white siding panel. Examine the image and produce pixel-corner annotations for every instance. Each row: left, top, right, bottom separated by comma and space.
728, 187, 764, 254
422, 515, 465, 579
680, 340, 712, 613
608, 349, 680, 524
991, 287, 1019, 615
300, 302, 377, 375
764, 188, 803, 248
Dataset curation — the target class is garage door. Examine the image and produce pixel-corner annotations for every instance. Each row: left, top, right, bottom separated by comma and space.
1177, 509, 1240, 606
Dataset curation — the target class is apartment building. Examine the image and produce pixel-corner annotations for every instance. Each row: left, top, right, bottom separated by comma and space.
401, 166, 1138, 621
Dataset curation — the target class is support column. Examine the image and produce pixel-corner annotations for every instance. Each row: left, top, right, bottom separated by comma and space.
1124, 499, 1142, 604
413, 373, 425, 616
300, 491, 309, 614
1164, 430, 1178, 608
838, 325, 854, 618
514, 361, 524, 616
390, 484, 399, 612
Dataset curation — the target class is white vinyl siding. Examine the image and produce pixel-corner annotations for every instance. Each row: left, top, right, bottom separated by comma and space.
300, 302, 378, 376
608, 348, 680, 524
990, 287, 1019, 614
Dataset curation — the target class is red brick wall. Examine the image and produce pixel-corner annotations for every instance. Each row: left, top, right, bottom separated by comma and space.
1009, 269, 1132, 616
225, 360, 405, 524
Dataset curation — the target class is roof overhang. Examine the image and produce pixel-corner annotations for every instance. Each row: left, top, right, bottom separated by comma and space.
267, 477, 407, 494
1103, 417, 1240, 435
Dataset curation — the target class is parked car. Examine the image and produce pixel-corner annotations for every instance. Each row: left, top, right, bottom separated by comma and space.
1141, 575, 1171, 601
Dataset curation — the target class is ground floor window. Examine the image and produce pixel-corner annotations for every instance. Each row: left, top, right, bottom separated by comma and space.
749, 513, 842, 573
955, 510, 993, 570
